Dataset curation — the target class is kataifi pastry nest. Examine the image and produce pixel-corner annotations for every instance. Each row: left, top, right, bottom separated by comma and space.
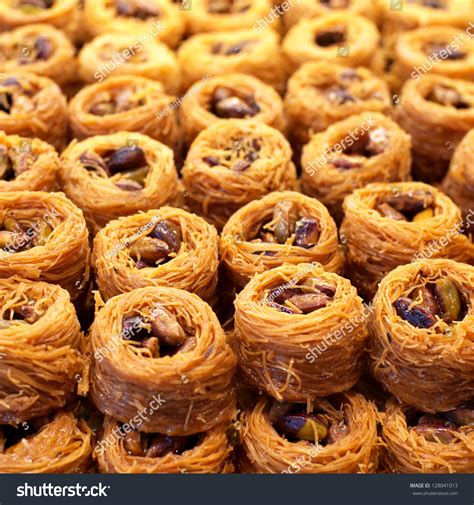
60, 131, 182, 235
234, 263, 368, 401
96, 416, 234, 474
0, 72, 67, 151
242, 391, 378, 473
93, 207, 219, 302
340, 182, 470, 299
285, 62, 391, 147
90, 286, 236, 436
301, 112, 412, 223
179, 73, 287, 147
0, 410, 92, 473
0, 131, 59, 192
182, 120, 297, 230
368, 259, 474, 413
0, 277, 85, 423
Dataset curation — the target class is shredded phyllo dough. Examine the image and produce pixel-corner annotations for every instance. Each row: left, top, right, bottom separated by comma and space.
90, 286, 236, 435
369, 259, 474, 413
234, 263, 367, 401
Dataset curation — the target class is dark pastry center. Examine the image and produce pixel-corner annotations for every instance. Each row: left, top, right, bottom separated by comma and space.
211, 40, 252, 56
0, 415, 51, 454
427, 84, 471, 109
16, 36, 53, 64
203, 136, 261, 171
16, 0, 54, 10
115, 0, 160, 19
80, 145, 148, 192
121, 303, 194, 358
393, 277, 467, 329
265, 276, 336, 314
128, 219, 182, 269
320, 0, 350, 7
209, 86, 260, 119
0, 214, 53, 253
0, 297, 43, 329
425, 42, 465, 61
269, 399, 348, 445
0, 78, 28, 115
207, 0, 250, 13
89, 88, 145, 116
315, 27, 346, 47
0, 143, 35, 181
408, 0, 446, 8
123, 430, 201, 458
376, 189, 435, 222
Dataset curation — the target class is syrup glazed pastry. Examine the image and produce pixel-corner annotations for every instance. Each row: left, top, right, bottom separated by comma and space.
220, 191, 344, 288
178, 29, 286, 92
182, 120, 297, 230
285, 62, 391, 148
0, 191, 90, 301
179, 73, 287, 147
0, 72, 67, 151
282, 13, 380, 74
0, 410, 92, 473
0, 24, 76, 88
60, 132, 182, 235
78, 34, 182, 95
0, 0, 83, 43
90, 286, 236, 435
97, 417, 234, 474
393, 26, 474, 86
381, 399, 474, 473
301, 112, 412, 223
242, 392, 378, 473
395, 75, 474, 182
0, 278, 85, 423
0, 132, 59, 192
283, 0, 376, 30
83, 0, 185, 49
369, 259, 474, 413
234, 263, 367, 401
93, 207, 219, 302
69, 75, 180, 155
341, 182, 470, 299
184, 0, 279, 34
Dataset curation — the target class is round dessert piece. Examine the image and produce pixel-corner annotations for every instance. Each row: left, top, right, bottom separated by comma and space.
60, 132, 182, 235
182, 120, 297, 230
301, 112, 411, 223
234, 263, 368, 401
220, 191, 343, 288
369, 258, 474, 412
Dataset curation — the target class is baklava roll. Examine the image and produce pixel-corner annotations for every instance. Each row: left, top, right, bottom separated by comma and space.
184, 0, 278, 34
90, 286, 236, 435
0, 72, 67, 151
182, 120, 297, 230
0, 191, 90, 300
243, 392, 378, 473
369, 259, 474, 413
394, 26, 474, 85
442, 130, 474, 231
395, 73, 474, 182
301, 112, 412, 223
68, 75, 180, 154
60, 132, 182, 235
78, 33, 181, 95
283, 0, 376, 30
97, 417, 233, 474
285, 62, 391, 148
0, 411, 92, 473
178, 29, 286, 92
220, 191, 343, 288
0, 0, 82, 43
0, 278, 85, 423
0, 24, 75, 88
179, 73, 286, 147
83, 0, 185, 49
93, 207, 218, 302
382, 399, 474, 473
341, 182, 470, 299
234, 263, 368, 401
0, 132, 59, 192
282, 13, 380, 74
